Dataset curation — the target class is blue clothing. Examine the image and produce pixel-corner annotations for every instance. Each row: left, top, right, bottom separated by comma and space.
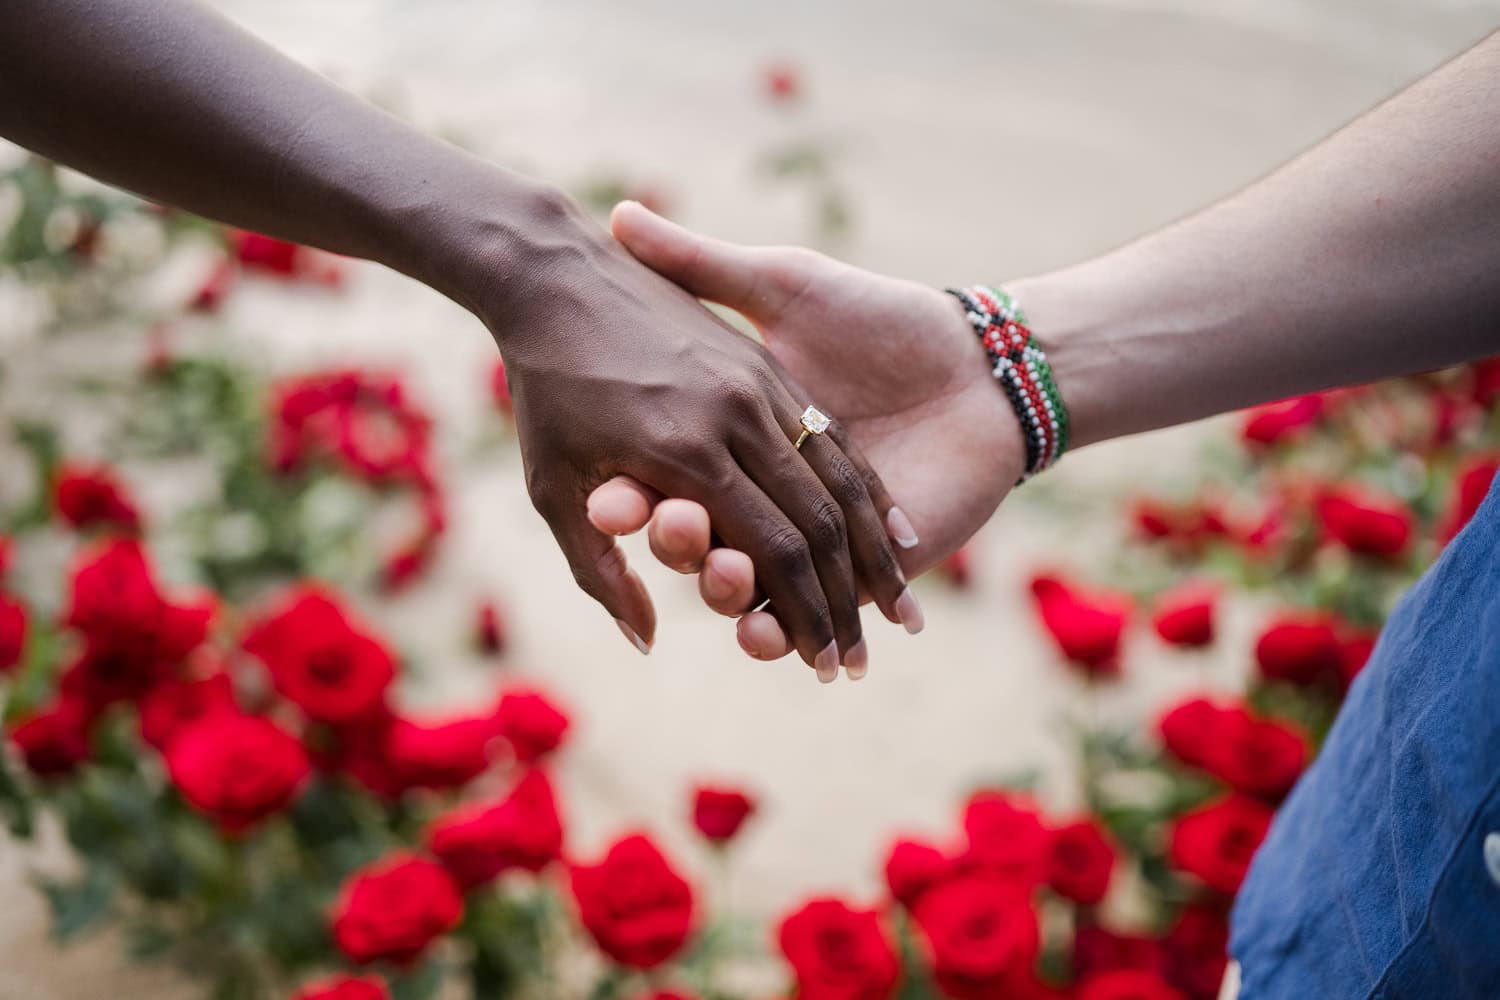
1231, 474, 1500, 999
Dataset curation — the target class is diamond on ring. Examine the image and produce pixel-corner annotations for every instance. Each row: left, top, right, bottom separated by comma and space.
800, 406, 831, 435
794, 405, 831, 450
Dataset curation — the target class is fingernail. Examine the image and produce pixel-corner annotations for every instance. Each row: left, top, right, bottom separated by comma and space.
844, 639, 868, 680
814, 640, 839, 681
886, 507, 919, 549
895, 587, 925, 635
615, 619, 651, 655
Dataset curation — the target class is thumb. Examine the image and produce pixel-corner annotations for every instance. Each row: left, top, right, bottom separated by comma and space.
610, 201, 790, 318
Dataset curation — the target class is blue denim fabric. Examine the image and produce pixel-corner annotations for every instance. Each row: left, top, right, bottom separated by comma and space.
1230, 474, 1500, 999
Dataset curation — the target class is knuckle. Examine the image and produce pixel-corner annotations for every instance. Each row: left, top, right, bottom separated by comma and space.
806, 500, 847, 550
873, 543, 903, 584
594, 542, 629, 583
779, 246, 827, 274
651, 439, 721, 489
827, 459, 868, 506
764, 525, 812, 576
721, 377, 766, 418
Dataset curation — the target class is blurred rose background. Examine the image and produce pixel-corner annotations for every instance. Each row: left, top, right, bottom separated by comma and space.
2, 1, 1498, 998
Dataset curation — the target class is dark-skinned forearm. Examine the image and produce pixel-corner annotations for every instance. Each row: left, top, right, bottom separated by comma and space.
0, 0, 578, 325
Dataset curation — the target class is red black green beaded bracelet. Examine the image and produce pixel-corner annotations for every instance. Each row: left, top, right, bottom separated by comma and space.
947, 285, 1069, 480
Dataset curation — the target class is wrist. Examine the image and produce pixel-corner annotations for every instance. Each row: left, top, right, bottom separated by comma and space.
948, 285, 1072, 478
1006, 265, 1137, 452
373, 162, 609, 344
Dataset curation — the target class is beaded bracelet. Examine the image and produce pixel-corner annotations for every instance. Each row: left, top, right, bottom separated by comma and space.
946, 285, 1069, 481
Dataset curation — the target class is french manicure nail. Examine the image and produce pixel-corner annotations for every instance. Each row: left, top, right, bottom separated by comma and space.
894, 587, 925, 635
814, 639, 839, 672
816, 663, 838, 684
844, 639, 869, 680
886, 507, 919, 549
615, 619, 651, 655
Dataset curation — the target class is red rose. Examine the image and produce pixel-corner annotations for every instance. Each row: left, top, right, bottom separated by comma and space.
762, 63, 802, 103
232, 229, 342, 285
64, 540, 213, 680
8, 699, 91, 777
1029, 574, 1129, 675
58, 645, 169, 711
0, 535, 12, 580
1046, 818, 1116, 905
1231, 504, 1286, 557
269, 373, 344, 471
1337, 630, 1378, 691
138, 673, 239, 752
1072, 923, 1161, 983
332, 853, 463, 966
1168, 794, 1274, 895
291, 976, 389, 1000
912, 875, 1039, 1000
778, 897, 899, 1000
1240, 394, 1324, 446
883, 838, 956, 909
1151, 584, 1216, 648
1254, 613, 1344, 687
1316, 487, 1414, 559
347, 711, 502, 797
570, 833, 694, 969
1161, 904, 1229, 1000
270, 370, 430, 486
1471, 356, 1500, 407
1158, 697, 1221, 770
940, 546, 974, 589
166, 714, 308, 832
335, 393, 431, 486
54, 463, 141, 533
630, 994, 696, 1000
427, 769, 564, 889
0, 592, 27, 674
1076, 970, 1187, 1000
960, 790, 1050, 887
189, 257, 237, 313
490, 359, 513, 416
233, 230, 300, 273
493, 686, 570, 763
692, 784, 757, 845
242, 585, 394, 725
1132, 499, 1178, 540
1202, 708, 1307, 801
379, 535, 437, 593
1441, 453, 1500, 542
475, 599, 507, 655
1428, 390, 1468, 448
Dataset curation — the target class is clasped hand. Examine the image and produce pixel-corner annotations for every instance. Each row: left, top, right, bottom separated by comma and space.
567, 202, 1025, 680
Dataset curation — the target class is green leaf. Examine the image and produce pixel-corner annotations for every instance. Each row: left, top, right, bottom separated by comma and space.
587, 969, 628, 1000
0, 749, 35, 838
34, 864, 117, 942
388, 959, 444, 1000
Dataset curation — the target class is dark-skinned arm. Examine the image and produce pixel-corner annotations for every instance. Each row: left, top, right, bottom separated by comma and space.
0, 0, 915, 671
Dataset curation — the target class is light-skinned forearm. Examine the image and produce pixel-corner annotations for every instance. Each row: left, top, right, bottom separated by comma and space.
1012, 31, 1500, 452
